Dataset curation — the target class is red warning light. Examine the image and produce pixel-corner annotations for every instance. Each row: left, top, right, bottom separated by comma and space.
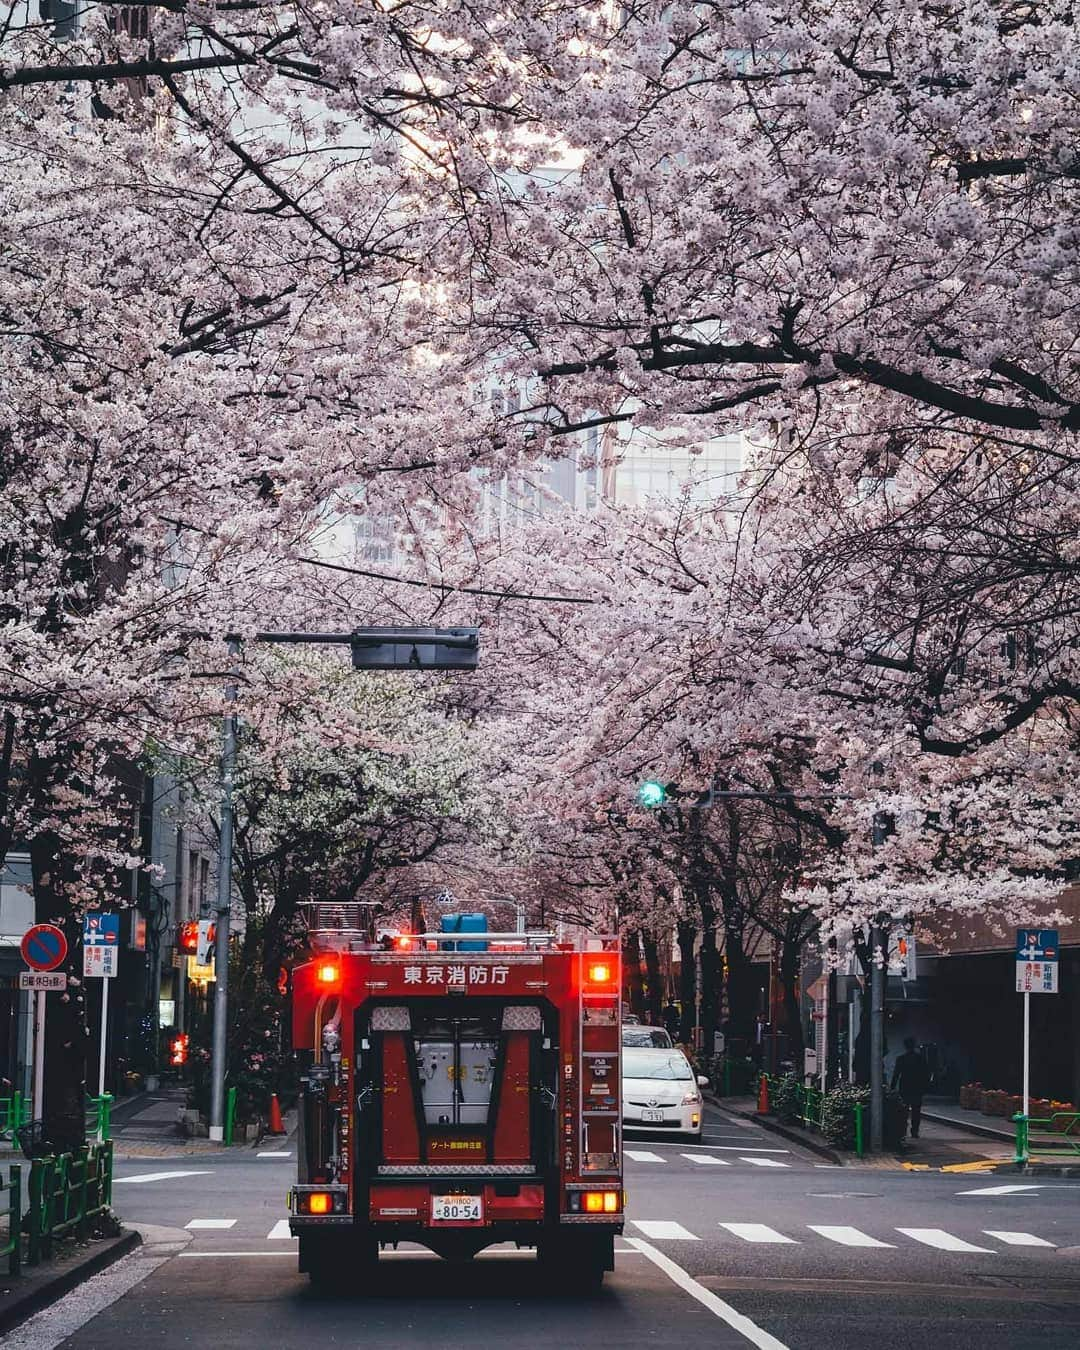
586, 962, 613, 984
169, 1033, 190, 1066
316, 962, 340, 985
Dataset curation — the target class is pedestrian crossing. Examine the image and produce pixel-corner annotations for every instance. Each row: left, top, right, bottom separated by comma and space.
625, 1149, 792, 1169
175, 1215, 1062, 1255
628, 1219, 1060, 1252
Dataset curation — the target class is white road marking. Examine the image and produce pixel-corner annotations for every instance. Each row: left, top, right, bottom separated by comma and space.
983, 1230, 1056, 1247
682, 1153, 730, 1165
958, 1184, 1041, 1196
808, 1226, 895, 1248
896, 1228, 994, 1253
741, 1157, 789, 1168
710, 1146, 790, 1154
630, 1220, 699, 1240
720, 1223, 798, 1244
625, 1149, 666, 1162
185, 1218, 236, 1230
257, 1151, 293, 1158
267, 1219, 294, 1240
628, 1238, 790, 1349
113, 1170, 213, 1185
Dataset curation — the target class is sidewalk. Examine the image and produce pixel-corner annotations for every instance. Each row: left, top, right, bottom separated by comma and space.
713, 1094, 1014, 1171
0, 1226, 139, 1336
921, 1098, 1015, 1143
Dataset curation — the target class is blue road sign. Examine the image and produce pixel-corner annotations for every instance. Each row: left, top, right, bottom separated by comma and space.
84, 913, 120, 945
1016, 929, 1059, 962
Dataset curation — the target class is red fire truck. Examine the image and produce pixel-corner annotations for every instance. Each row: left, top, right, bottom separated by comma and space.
287, 907, 623, 1289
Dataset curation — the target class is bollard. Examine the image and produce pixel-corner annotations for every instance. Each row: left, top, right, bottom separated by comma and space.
854, 1102, 865, 1157
1012, 1112, 1029, 1167
757, 1073, 769, 1114
224, 1085, 237, 1146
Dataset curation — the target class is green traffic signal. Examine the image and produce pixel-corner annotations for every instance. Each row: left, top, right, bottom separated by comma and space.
637, 779, 668, 809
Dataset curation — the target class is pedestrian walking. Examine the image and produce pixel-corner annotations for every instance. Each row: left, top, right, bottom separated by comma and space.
891, 1037, 930, 1138
662, 1001, 680, 1039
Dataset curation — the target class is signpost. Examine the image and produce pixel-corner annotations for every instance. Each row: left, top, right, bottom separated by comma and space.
21, 924, 69, 1119
1015, 929, 1059, 1117
84, 914, 119, 1102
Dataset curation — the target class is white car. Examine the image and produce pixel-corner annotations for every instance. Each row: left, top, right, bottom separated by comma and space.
622, 1047, 707, 1138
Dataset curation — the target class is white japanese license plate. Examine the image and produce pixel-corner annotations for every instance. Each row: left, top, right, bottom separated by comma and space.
432, 1194, 483, 1223
641, 1109, 665, 1123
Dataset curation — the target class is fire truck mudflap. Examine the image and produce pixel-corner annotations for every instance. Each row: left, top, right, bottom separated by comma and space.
288, 910, 622, 1289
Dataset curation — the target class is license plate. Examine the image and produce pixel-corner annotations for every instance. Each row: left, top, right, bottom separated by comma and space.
641, 1109, 665, 1123
432, 1195, 483, 1223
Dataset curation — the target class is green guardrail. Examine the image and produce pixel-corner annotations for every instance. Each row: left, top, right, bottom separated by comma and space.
27, 1140, 113, 1265
759, 1073, 865, 1158
1, 1161, 21, 1275
85, 1093, 114, 1142
3, 1093, 112, 1143
0, 1092, 31, 1141
1013, 1111, 1080, 1166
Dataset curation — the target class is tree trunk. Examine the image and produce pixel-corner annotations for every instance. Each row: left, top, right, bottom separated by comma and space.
676, 919, 696, 1044
641, 928, 663, 1023
780, 933, 804, 1061
623, 929, 645, 1017
700, 924, 719, 1057
30, 829, 87, 1150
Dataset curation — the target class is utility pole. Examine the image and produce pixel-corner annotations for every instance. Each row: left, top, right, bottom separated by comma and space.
208, 639, 239, 1143
869, 915, 888, 1153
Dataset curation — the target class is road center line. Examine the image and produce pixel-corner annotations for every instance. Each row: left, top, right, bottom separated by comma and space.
627, 1237, 790, 1350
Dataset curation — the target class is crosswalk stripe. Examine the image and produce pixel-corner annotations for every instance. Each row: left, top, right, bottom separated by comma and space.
267, 1219, 294, 1240
625, 1150, 665, 1163
741, 1157, 789, 1168
185, 1218, 236, 1230
983, 1231, 1056, 1248
719, 1223, 798, 1244
808, 1225, 894, 1248
896, 1228, 994, 1253
630, 1220, 699, 1240
681, 1153, 730, 1165
114, 1170, 213, 1185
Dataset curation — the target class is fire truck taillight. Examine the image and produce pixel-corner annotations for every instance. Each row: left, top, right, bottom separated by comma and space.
586, 961, 613, 984
308, 1192, 332, 1215
316, 962, 340, 985
570, 1190, 620, 1214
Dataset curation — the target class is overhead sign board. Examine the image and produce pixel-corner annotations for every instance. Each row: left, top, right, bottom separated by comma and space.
1015, 928, 1059, 994
21, 924, 68, 972
84, 944, 118, 978
19, 971, 67, 991
84, 913, 120, 946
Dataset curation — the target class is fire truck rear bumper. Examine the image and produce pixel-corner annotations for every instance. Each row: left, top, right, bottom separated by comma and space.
369, 1181, 545, 1225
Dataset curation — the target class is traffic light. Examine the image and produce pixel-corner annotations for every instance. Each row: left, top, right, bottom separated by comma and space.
169, 1033, 190, 1066
636, 780, 669, 809
177, 921, 199, 954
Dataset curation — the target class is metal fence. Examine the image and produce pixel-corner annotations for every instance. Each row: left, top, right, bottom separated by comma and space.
0, 1139, 114, 1270
1013, 1111, 1080, 1166
27, 1140, 114, 1265
759, 1073, 865, 1157
1, 1094, 113, 1144
0, 1161, 21, 1275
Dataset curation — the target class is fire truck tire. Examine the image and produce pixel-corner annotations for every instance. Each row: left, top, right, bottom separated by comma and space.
538, 1234, 612, 1292
301, 1234, 378, 1289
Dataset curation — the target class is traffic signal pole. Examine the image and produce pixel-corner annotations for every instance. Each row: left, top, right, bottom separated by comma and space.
205, 627, 479, 1144
209, 639, 239, 1143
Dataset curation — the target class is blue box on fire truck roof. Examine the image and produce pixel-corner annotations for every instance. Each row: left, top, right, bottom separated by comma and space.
439, 913, 488, 951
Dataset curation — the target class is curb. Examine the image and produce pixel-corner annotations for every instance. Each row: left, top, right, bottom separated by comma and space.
0, 1228, 141, 1337
920, 1110, 1015, 1144
705, 1094, 844, 1164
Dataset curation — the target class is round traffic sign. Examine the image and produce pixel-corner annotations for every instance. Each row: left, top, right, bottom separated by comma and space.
21, 923, 68, 972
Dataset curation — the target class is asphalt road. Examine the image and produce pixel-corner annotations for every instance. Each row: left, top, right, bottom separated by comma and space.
8, 1105, 1080, 1350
